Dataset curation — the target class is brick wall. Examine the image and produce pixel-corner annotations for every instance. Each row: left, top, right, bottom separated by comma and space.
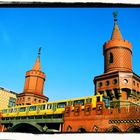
63, 102, 140, 132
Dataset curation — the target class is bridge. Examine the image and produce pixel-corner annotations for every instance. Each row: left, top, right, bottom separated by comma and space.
1, 100, 140, 133
1, 114, 63, 133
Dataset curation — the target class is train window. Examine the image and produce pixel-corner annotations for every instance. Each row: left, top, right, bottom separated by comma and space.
29, 106, 36, 111
57, 102, 66, 108
74, 99, 84, 106
47, 104, 52, 109
68, 101, 73, 106
13, 108, 17, 112
103, 97, 110, 108
2, 109, 7, 113
40, 105, 45, 110
19, 107, 26, 112
97, 97, 100, 102
86, 98, 92, 103
9, 109, 13, 113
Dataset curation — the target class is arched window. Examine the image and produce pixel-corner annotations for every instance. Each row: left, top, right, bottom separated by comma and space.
109, 52, 113, 64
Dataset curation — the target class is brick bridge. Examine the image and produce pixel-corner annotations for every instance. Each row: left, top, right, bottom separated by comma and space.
1, 101, 140, 133
63, 102, 140, 133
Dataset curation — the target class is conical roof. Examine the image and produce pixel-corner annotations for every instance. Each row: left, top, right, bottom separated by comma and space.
111, 22, 123, 40
32, 48, 42, 71
32, 56, 41, 71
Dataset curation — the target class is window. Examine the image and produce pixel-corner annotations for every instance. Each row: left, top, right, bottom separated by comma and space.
98, 82, 103, 87
123, 79, 128, 84
19, 107, 26, 112
13, 108, 17, 112
68, 101, 73, 106
85, 106, 91, 112
28, 97, 30, 101
2, 109, 7, 113
106, 81, 110, 86
86, 98, 92, 103
40, 105, 45, 110
113, 79, 117, 84
9, 109, 13, 113
57, 102, 66, 108
97, 96, 100, 102
47, 104, 52, 109
8, 97, 16, 107
29, 106, 36, 111
74, 99, 84, 106
109, 52, 113, 64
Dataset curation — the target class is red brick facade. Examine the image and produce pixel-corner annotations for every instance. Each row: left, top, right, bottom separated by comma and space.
63, 15, 140, 132
63, 102, 140, 132
94, 16, 140, 102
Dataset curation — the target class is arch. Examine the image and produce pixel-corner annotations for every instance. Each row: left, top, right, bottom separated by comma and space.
66, 125, 72, 132
92, 125, 99, 132
106, 126, 122, 133
126, 126, 140, 133
10, 123, 43, 133
121, 88, 132, 101
78, 127, 87, 133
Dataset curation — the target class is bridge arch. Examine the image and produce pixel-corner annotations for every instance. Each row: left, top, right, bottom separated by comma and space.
78, 127, 87, 133
106, 125, 122, 133
126, 126, 140, 133
10, 123, 43, 133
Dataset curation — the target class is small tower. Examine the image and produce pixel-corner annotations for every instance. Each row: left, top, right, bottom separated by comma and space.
16, 48, 48, 105
104, 11, 132, 73
94, 12, 140, 105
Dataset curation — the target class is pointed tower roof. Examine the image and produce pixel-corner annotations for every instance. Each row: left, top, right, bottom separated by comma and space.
32, 47, 42, 71
111, 11, 123, 40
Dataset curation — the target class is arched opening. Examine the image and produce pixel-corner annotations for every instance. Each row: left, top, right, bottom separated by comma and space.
11, 123, 42, 133
121, 88, 131, 100
78, 128, 87, 133
107, 126, 121, 133
127, 126, 140, 133
111, 128, 120, 132
67, 125, 72, 132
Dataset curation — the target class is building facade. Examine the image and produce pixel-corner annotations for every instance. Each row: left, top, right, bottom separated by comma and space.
16, 48, 48, 105
63, 13, 140, 132
0, 87, 17, 110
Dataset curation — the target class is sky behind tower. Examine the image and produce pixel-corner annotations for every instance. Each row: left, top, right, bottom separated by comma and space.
0, 8, 140, 101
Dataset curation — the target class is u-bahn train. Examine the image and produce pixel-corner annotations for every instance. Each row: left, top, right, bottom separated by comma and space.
0, 95, 110, 118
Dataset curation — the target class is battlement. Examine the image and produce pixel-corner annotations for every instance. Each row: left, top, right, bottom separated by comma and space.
64, 102, 140, 118
104, 39, 132, 51
26, 70, 46, 79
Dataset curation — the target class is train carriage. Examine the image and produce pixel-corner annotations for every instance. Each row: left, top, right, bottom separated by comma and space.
0, 94, 109, 118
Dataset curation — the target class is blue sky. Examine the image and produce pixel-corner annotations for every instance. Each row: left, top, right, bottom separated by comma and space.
0, 8, 140, 101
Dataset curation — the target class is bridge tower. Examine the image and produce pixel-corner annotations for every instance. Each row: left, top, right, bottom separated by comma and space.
94, 12, 140, 104
16, 48, 48, 105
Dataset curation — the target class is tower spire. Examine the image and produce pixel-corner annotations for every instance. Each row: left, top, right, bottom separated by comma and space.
38, 47, 41, 57
32, 47, 42, 71
113, 11, 118, 23
111, 11, 123, 40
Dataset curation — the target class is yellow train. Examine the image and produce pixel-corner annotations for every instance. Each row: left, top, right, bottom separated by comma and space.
1, 95, 110, 118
